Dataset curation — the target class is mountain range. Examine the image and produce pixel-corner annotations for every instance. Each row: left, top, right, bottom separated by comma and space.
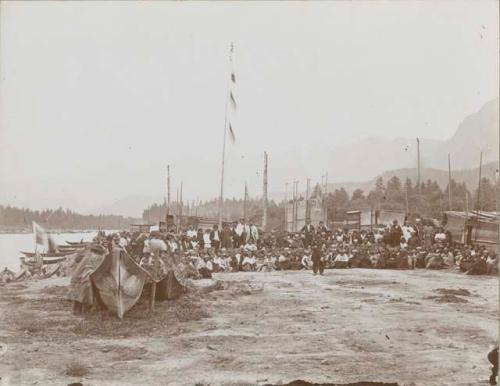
324, 99, 498, 183
94, 99, 498, 217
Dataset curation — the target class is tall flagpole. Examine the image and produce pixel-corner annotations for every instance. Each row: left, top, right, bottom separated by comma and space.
218, 43, 233, 228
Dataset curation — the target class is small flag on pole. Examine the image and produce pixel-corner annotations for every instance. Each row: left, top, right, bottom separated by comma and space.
33, 221, 49, 252
230, 91, 237, 111
228, 122, 236, 143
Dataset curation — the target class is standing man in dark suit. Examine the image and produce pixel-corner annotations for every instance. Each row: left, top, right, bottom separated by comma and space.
301, 219, 315, 248
210, 224, 221, 253
317, 221, 328, 234
311, 243, 324, 275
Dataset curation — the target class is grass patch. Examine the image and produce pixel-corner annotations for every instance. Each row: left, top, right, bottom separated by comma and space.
64, 360, 90, 377
426, 294, 468, 303
17, 318, 45, 334
40, 285, 67, 296
435, 288, 471, 297
71, 294, 209, 338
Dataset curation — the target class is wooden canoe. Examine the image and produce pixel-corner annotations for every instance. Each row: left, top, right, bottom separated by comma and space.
66, 241, 91, 246
20, 251, 72, 258
57, 245, 79, 251
90, 248, 150, 319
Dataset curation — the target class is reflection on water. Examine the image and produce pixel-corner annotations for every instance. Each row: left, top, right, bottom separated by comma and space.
0, 231, 107, 272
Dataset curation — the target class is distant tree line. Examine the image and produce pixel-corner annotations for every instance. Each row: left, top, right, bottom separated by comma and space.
323, 176, 498, 222
143, 198, 286, 230
0, 206, 137, 231
144, 176, 499, 230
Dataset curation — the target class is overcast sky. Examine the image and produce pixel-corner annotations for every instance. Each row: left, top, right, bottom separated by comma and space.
0, 1, 498, 214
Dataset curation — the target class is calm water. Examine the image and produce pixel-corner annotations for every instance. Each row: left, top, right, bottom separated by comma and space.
0, 231, 110, 272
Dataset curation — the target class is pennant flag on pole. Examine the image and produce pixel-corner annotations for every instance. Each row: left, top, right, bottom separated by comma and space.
230, 91, 237, 111
228, 122, 236, 143
32, 221, 49, 253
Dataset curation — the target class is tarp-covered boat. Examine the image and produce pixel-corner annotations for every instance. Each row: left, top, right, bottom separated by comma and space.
90, 248, 150, 319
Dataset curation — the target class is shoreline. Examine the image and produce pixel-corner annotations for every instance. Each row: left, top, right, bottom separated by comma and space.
0, 229, 123, 235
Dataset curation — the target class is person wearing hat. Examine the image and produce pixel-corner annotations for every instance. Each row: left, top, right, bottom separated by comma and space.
301, 219, 315, 248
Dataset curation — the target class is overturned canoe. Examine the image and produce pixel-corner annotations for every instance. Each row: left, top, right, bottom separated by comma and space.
91, 248, 150, 319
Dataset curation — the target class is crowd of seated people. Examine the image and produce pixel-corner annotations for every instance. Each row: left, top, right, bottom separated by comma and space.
92, 217, 497, 280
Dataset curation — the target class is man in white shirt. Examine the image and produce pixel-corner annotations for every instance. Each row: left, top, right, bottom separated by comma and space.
203, 229, 212, 250
243, 239, 258, 252
301, 250, 312, 270
334, 250, 349, 268
241, 253, 256, 271
210, 225, 221, 252
249, 222, 259, 243
234, 218, 246, 247
186, 226, 197, 239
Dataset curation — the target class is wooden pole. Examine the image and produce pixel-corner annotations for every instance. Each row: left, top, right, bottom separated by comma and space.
405, 181, 409, 214
465, 190, 469, 216
476, 152, 483, 211
448, 153, 452, 211
218, 44, 233, 228
262, 151, 268, 231
324, 172, 328, 225
292, 181, 295, 232
416, 138, 421, 211
475, 152, 483, 243
295, 180, 299, 231
284, 182, 289, 232
306, 178, 310, 221
244, 182, 248, 220
176, 188, 180, 231
167, 165, 171, 216
180, 181, 183, 227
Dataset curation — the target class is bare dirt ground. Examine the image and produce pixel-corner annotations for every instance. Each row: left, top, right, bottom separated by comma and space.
0, 269, 497, 386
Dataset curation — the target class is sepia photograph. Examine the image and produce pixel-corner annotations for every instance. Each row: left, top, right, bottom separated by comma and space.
0, 1, 498, 385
